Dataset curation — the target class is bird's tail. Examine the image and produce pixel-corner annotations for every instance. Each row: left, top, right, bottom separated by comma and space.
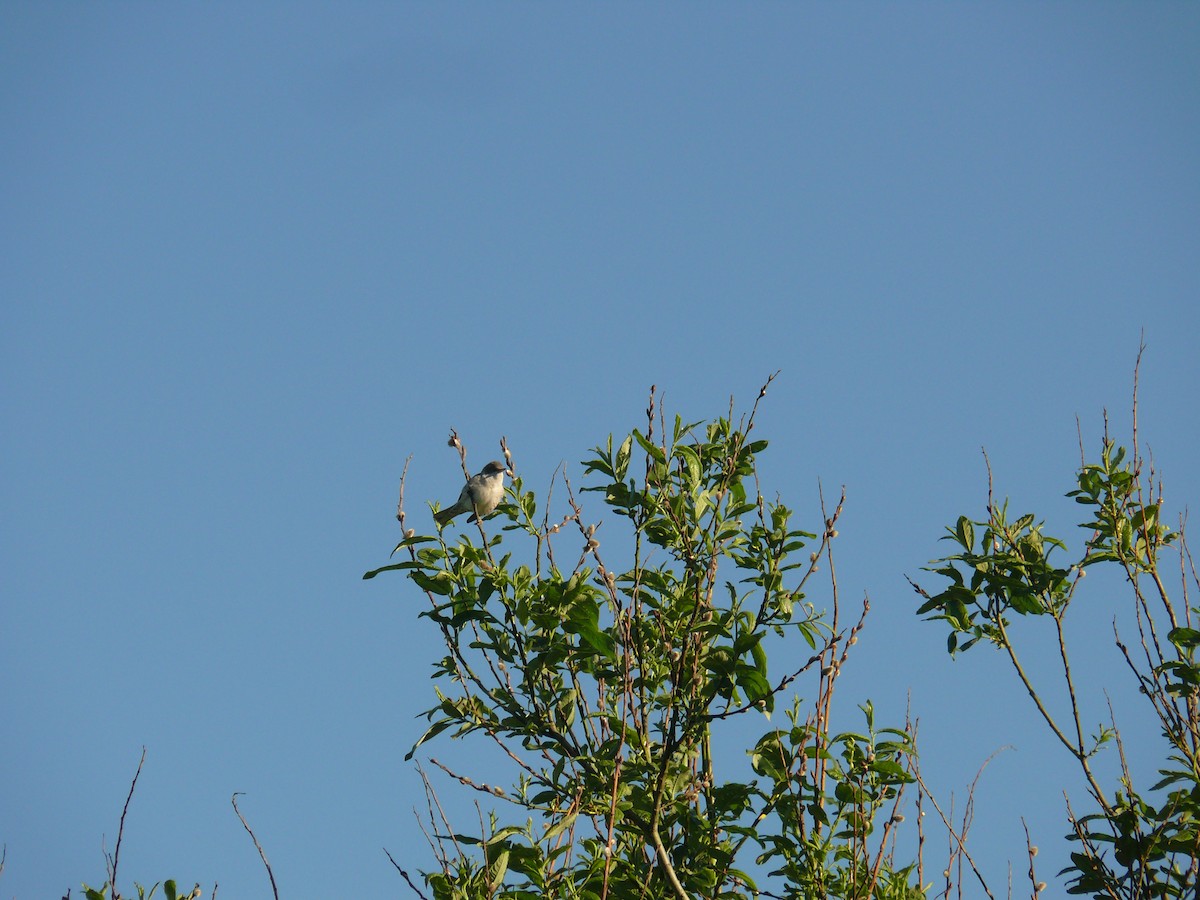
433, 506, 456, 526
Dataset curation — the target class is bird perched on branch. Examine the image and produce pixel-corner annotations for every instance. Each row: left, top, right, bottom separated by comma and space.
434, 460, 510, 526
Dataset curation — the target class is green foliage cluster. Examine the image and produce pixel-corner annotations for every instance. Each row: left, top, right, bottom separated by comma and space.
82, 879, 201, 900
913, 427, 1200, 897
368, 384, 922, 899
61, 369, 1199, 900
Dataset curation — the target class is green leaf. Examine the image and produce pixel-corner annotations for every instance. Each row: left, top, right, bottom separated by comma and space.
675, 444, 702, 487
615, 434, 633, 481
411, 570, 454, 596
1168, 627, 1200, 650
544, 811, 578, 841
406, 718, 454, 760
870, 758, 912, 781
955, 516, 974, 550
632, 429, 666, 465
489, 825, 524, 842
489, 848, 510, 890
736, 666, 771, 705
362, 562, 410, 579
750, 635, 769, 674
565, 599, 616, 659
749, 732, 788, 780
916, 597, 942, 616
390, 535, 436, 557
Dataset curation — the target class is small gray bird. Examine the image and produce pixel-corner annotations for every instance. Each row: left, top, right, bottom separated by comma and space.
434, 460, 509, 526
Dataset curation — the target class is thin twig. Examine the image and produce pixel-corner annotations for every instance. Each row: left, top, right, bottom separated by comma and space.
386, 847, 432, 899
391, 455, 415, 557
396, 454, 412, 524
231, 793, 280, 900
911, 717, 927, 893
910, 755, 1002, 900
108, 747, 147, 895
428, 757, 508, 800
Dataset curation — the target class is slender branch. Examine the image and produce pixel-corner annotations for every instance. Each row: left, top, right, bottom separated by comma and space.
1053, 613, 1099, 779
1022, 819, 1045, 898
911, 716, 927, 892
231, 793, 279, 900
428, 757, 509, 801
108, 747, 147, 895
648, 817, 690, 900
385, 847, 431, 900
395, 455, 412, 529
994, 616, 1112, 812
910, 759, 999, 900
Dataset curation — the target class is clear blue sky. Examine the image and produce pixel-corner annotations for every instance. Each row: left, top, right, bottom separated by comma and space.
3, 3, 1198, 896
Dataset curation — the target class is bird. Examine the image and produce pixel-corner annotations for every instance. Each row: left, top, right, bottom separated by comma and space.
434, 460, 510, 526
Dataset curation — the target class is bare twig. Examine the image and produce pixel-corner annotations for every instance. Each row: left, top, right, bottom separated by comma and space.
396, 454, 412, 524
428, 757, 507, 800
385, 847, 432, 900
911, 720, 927, 892
416, 759, 467, 869
500, 435, 514, 474
391, 455, 414, 556
447, 428, 469, 479
1022, 819, 1044, 898
107, 747, 147, 896
910, 751, 1004, 900
231, 793, 280, 900
1131, 335, 1144, 474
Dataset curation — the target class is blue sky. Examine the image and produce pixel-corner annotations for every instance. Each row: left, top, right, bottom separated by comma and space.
3, 3, 1198, 896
